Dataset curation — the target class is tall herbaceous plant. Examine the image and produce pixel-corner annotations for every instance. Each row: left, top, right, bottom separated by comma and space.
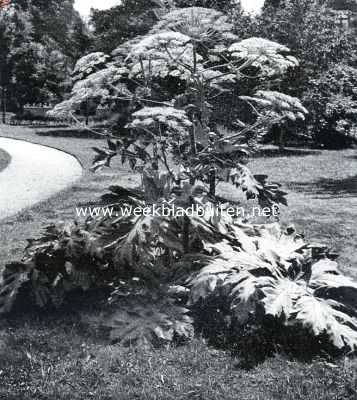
2, 7, 357, 360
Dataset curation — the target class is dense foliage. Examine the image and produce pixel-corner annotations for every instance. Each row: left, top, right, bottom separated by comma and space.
248, 0, 357, 147
90, 0, 158, 54
303, 63, 357, 147
90, 0, 236, 54
0, 0, 90, 115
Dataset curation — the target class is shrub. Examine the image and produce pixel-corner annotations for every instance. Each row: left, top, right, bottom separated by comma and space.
247, 0, 357, 147
304, 64, 357, 148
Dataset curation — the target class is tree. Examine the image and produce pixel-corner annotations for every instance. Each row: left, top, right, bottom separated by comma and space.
304, 63, 357, 147
244, 0, 357, 146
173, 0, 234, 11
0, 0, 91, 116
262, 0, 282, 7
90, 0, 158, 53
0, 5, 37, 119
257, 0, 348, 75
71, 19, 93, 60
90, 0, 236, 54
328, 0, 357, 11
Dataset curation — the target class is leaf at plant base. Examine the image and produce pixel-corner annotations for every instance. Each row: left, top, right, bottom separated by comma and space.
262, 278, 305, 319
0, 262, 31, 315
114, 214, 183, 276
254, 223, 307, 267
294, 296, 357, 350
65, 262, 92, 291
187, 258, 234, 304
104, 300, 193, 346
310, 258, 357, 307
187, 247, 280, 305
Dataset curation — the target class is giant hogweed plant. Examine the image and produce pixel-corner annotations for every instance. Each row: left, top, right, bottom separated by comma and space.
2, 7, 357, 358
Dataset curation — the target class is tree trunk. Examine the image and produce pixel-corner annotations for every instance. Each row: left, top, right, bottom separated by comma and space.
278, 126, 285, 152
1, 86, 6, 124
85, 99, 89, 126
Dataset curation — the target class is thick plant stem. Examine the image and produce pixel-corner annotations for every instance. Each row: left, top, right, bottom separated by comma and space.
278, 126, 285, 151
183, 122, 197, 252
209, 168, 216, 196
183, 215, 190, 253
85, 99, 89, 126
189, 124, 197, 185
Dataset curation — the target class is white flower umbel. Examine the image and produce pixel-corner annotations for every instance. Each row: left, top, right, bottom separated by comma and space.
127, 106, 192, 138
72, 52, 110, 80
128, 31, 200, 80
241, 91, 308, 121
229, 37, 299, 76
151, 7, 237, 44
72, 65, 130, 98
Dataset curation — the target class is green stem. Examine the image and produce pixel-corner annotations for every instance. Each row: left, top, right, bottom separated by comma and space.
209, 168, 216, 196
183, 215, 190, 254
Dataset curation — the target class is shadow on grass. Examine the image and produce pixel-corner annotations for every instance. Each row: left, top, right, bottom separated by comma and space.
288, 175, 357, 198
254, 147, 321, 158
35, 128, 103, 139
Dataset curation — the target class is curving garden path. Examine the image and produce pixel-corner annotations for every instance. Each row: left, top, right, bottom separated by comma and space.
0, 137, 82, 219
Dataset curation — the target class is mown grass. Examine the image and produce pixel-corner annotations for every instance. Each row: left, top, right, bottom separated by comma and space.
0, 125, 139, 265
1, 126, 357, 399
249, 148, 357, 278
0, 147, 11, 173
0, 313, 357, 400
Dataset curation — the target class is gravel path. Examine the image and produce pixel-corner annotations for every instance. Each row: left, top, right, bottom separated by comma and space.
0, 137, 82, 219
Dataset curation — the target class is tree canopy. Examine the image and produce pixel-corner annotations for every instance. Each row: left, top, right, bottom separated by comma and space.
0, 0, 91, 112
90, 0, 158, 54
246, 0, 357, 146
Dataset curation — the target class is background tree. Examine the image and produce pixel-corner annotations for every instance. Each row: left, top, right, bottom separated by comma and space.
0, 6, 37, 120
328, 0, 357, 11
90, 0, 158, 53
173, 0, 234, 11
90, 0, 238, 54
303, 64, 357, 147
0, 0, 91, 116
244, 0, 357, 147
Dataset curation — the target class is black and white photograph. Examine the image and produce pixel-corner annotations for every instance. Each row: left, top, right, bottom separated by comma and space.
1, 0, 357, 398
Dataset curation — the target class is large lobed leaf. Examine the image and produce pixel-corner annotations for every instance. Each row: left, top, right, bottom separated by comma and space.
103, 299, 194, 347
186, 223, 357, 352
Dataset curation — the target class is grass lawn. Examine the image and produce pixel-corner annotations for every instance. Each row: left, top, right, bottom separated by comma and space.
0, 126, 357, 399
249, 148, 357, 278
0, 147, 10, 173
0, 125, 140, 265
